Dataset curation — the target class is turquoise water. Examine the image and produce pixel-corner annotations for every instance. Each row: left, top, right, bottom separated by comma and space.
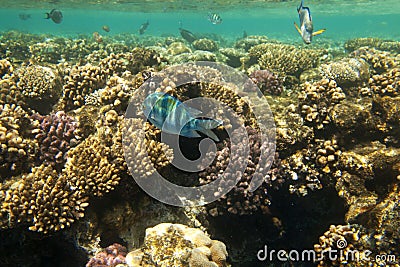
1, 0, 400, 42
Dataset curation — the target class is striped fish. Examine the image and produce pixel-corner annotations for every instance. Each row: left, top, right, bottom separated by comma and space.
143, 92, 222, 141
208, 12, 222, 25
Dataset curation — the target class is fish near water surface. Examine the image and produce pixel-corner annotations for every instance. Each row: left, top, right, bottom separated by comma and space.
143, 92, 221, 141
45, 9, 63, 24
207, 12, 222, 25
294, 0, 325, 44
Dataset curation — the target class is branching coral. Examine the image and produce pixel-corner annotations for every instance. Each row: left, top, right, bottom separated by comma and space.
369, 67, 400, 96
247, 69, 284, 95
31, 111, 80, 171
0, 104, 37, 178
299, 79, 346, 130
344, 37, 400, 54
14, 64, 62, 113
0, 59, 13, 78
198, 126, 277, 215
1, 164, 89, 233
59, 64, 107, 111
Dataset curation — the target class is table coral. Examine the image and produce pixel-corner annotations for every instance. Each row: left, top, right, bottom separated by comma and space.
249, 43, 326, 77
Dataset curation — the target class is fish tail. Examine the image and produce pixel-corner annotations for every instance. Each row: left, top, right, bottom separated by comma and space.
45, 13, 50, 19
195, 119, 222, 141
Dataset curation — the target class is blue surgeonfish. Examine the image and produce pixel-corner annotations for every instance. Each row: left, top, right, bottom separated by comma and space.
143, 92, 222, 141
294, 0, 326, 44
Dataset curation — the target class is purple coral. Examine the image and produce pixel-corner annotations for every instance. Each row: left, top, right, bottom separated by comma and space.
247, 69, 283, 96
198, 126, 282, 215
86, 243, 127, 267
32, 111, 80, 171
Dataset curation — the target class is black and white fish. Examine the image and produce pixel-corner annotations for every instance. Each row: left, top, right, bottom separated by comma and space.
139, 21, 149, 35
45, 9, 63, 24
294, 0, 325, 44
207, 12, 222, 25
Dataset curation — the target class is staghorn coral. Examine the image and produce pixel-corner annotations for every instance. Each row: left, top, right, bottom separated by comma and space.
0, 104, 37, 178
59, 64, 107, 111
14, 64, 62, 113
138, 223, 228, 267
86, 243, 127, 267
31, 111, 80, 171
192, 38, 218, 52
249, 43, 327, 77
299, 79, 346, 130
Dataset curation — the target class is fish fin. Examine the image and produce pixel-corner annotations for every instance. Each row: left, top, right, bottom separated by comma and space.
197, 128, 219, 141
184, 105, 202, 116
183, 130, 202, 138
294, 22, 302, 35
45, 13, 50, 19
312, 29, 326, 36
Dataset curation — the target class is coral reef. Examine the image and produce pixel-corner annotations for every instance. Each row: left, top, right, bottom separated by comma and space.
0, 59, 13, 78
298, 79, 346, 130
193, 38, 218, 52
249, 43, 327, 77
86, 243, 128, 267
319, 57, 370, 88
14, 64, 62, 113
0, 104, 37, 178
369, 67, 400, 96
246, 69, 284, 95
344, 38, 400, 53
31, 111, 80, 171
198, 126, 277, 215
135, 223, 228, 267
59, 64, 107, 111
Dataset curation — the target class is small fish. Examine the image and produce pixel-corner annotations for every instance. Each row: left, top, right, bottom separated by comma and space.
207, 12, 222, 25
45, 9, 63, 24
243, 30, 248, 38
179, 27, 197, 43
18, 13, 31, 21
143, 92, 221, 141
93, 32, 103, 43
102, 25, 110, 32
294, 0, 325, 44
139, 21, 149, 35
